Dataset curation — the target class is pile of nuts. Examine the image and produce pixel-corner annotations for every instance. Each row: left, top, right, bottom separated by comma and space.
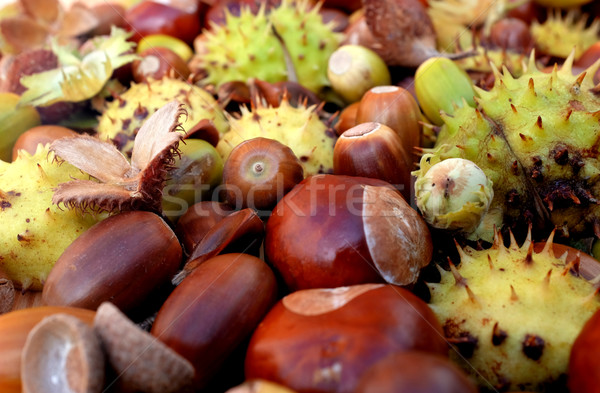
1, 0, 600, 392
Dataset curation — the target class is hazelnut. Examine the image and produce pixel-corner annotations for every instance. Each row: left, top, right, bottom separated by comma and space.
334, 122, 412, 200
355, 85, 422, 161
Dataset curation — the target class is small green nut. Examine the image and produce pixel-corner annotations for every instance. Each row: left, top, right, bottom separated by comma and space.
415, 57, 476, 125
414, 156, 493, 234
327, 44, 391, 104
162, 139, 223, 222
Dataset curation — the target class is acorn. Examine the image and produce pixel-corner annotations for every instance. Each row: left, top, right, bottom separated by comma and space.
355, 85, 422, 161
221, 138, 304, 211
327, 44, 391, 104
334, 122, 412, 200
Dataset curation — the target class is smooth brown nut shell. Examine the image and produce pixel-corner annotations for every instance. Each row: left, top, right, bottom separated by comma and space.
265, 174, 432, 291
488, 17, 533, 54
125, 0, 202, 45
42, 211, 182, 312
90, 3, 127, 36
151, 253, 278, 389
245, 284, 448, 393
175, 201, 235, 253
569, 308, 600, 393
132, 46, 191, 82
355, 85, 421, 161
12, 125, 78, 161
334, 122, 412, 200
21, 314, 105, 393
335, 101, 359, 135
355, 351, 478, 393
0, 306, 95, 393
222, 137, 304, 211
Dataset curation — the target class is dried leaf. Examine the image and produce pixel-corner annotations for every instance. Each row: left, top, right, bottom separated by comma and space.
19, 0, 59, 26
0, 16, 48, 53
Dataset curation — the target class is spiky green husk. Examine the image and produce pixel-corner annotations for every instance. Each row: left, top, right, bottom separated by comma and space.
455, 47, 526, 77
198, 0, 342, 93
0, 146, 101, 290
96, 78, 229, 156
415, 53, 600, 241
429, 230, 600, 391
216, 99, 335, 175
531, 10, 600, 60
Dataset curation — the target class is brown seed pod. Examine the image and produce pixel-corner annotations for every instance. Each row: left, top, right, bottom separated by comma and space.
175, 201, 235, 254
42, 211, 182, 312
335, 101, 359, 135
94, 302, 194, 393
488, 17, 534, 54
266, 175, 433, 291
222, 137, 304, 211
152, 253, 278, 389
